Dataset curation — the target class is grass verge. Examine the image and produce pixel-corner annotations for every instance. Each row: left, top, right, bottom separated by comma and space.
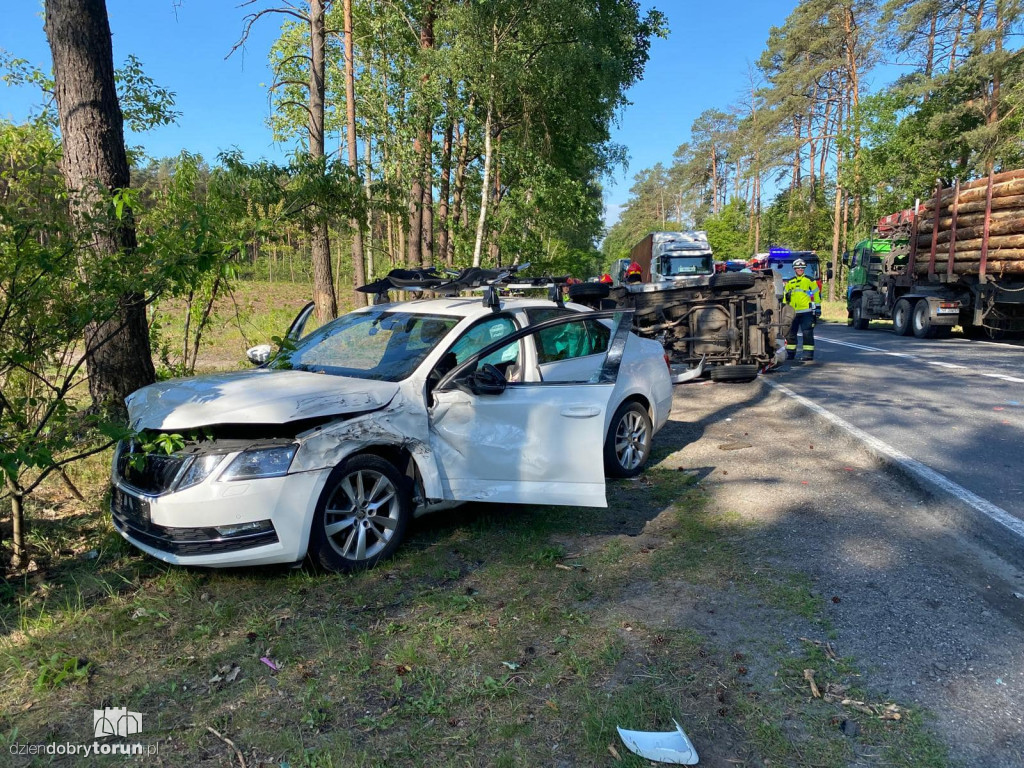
1, 468, 948, 767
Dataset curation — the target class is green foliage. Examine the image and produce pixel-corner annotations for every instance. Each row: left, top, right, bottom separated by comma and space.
1, 49, 178, 138
703, 197, 751, 258
0, 119, 119, 501
33, 654, 90, 692
115, 54, 181, 133
761, 184, 836, 252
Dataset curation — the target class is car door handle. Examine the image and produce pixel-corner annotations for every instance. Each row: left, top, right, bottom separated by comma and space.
560, 405, 601, 418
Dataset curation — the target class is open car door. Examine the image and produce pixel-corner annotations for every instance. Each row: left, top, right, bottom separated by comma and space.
428, 310, 633, 508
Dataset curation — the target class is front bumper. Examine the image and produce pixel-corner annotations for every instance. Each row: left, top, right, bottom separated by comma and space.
111, 467, 331, 568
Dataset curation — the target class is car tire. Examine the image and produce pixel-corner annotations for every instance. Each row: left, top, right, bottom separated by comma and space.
710, 273, 756, 291
604, 401, 652, 478
892, 298, 913, 336
568, 283, 610, 300
709, 364, 759, 383
912, 299, 937, 338
309, 455, 411, 573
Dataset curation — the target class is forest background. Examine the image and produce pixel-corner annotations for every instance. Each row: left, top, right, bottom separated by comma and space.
0, 0, 1022, 566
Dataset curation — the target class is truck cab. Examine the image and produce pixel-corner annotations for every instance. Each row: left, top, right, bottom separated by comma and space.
651, 233, 714, 282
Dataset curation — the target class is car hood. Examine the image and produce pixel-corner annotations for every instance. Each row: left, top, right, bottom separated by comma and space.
126, 369, 400, 431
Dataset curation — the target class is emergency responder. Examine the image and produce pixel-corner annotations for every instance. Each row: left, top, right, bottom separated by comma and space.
625, 261, 643, 284
599, 273, 613, 284
783, 258, 820, 361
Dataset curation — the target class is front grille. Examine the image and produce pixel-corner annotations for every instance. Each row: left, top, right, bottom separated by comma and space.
115, 441, 189, 495
111, 493, 279, 556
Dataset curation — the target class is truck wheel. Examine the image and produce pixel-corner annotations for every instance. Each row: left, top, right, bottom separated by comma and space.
309, 455, 411, 573
710, 364, 759, 383
710, 273, 756, 291
892, 298, 913, 336
851, 302, 869, 330
912, 299, 937, 338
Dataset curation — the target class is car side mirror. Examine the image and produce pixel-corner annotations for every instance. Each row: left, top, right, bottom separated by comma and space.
841, 252, 849, 266
246, 344, 272, 366
455, 363, 507, 396
826, 265, 834, 280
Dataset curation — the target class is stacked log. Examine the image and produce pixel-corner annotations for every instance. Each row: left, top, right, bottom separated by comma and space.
913, 169, 1024, 277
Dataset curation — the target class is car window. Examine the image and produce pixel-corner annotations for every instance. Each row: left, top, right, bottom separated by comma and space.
274, 310, 458, 381
448, 316, 520, 367
534, 317, 611, 364
438, 310, 631, 392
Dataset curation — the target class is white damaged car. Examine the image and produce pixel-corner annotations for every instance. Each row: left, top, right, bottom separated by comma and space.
111, 295, 674, 572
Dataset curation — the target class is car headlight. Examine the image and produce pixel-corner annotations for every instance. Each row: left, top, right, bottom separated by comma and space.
220, 445, 297, 481
176, 453, 228, 490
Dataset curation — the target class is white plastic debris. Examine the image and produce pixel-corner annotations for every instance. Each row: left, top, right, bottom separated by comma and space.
616, 719, 699, 764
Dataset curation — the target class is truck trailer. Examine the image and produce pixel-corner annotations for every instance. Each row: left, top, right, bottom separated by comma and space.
845, 171, 1024, 339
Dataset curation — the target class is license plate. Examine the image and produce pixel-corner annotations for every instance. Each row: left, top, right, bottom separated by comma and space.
937, 308, 959, 314
111, 486, 149, 525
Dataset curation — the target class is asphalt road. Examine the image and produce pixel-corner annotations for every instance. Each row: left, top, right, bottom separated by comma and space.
773, 321, 1024, 553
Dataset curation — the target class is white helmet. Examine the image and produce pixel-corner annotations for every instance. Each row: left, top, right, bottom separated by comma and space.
793, 259, 807, 269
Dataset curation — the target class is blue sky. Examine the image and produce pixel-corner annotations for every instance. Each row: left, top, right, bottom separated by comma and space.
2, 1, 826, 225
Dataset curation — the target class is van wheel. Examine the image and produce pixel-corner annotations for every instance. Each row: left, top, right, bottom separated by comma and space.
710, 364, 759, 383
604, 402, 652, 478
710, 273, 756, 291
309, 455, 410, 572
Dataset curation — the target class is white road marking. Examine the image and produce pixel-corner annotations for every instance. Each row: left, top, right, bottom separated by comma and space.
765, 380, 1024, 542
817, 335, 920, 360
817, 334, 1023, 382
816, 337, 887, 352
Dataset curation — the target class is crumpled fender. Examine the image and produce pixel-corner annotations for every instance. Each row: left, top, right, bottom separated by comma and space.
290, 389, 444, 499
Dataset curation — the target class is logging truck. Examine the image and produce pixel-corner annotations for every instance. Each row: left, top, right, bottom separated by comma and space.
845, 170, 1024, 339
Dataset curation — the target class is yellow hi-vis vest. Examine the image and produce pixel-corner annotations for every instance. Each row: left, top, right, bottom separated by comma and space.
783, 275, 820, 313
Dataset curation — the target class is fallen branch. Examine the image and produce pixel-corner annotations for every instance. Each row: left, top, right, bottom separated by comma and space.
206, 726, 246, 768
803, 668, 821, 698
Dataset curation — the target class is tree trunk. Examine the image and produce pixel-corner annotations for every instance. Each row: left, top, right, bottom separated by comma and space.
472, 103, 493, 267
844, 4, 863, 232
710, 144, 719, 215
449, 118, 471, 263
343, 0, 366, 306
950, 3, 967, 71
8, 479, 25, 570
422, 125, 434, 266
925, 10, 937, 78
407, 144, 424, 266
308, 0, 337, 321
808, 76, 819, 196
45, 0, 155, 414
364, 136, 375, 282
438, 117, 453, 266
829, 97, 845, 303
